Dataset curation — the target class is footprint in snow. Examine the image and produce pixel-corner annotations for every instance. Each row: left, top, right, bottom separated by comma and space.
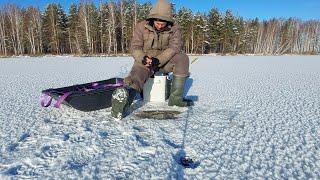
134, 134, 150, 147
39, 143, 63, 159
68, 132, 93, 143
7, 133, 31, 152
6, 163, 45, 177
99, 131, 108, 139
63, 133, 70, 141
67, 146, 97, 170
6, 165, 21, 176
7, 143, 19, 152
19, 133, 30, 142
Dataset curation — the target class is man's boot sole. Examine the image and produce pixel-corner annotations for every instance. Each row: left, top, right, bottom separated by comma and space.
111, 88, 129, 119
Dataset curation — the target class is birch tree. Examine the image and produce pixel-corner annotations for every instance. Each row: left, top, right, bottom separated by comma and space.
7, 4, 24, 55
108, 1, 117, 54
78, 2, 92, 54
24, 7, 42, 55
119, 0, 125, 53
0, 8, 7, 56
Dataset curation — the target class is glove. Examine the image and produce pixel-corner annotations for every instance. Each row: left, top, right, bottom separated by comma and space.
151, 57, 160, 72
151, 57, 159, 67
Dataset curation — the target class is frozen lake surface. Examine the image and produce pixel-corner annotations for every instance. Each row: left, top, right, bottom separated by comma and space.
0, 55, 319, 179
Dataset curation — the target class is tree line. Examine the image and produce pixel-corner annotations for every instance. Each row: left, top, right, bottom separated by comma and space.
0, 1, 319, 57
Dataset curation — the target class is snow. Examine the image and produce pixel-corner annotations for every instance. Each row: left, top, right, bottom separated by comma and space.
1, 55, 320, 179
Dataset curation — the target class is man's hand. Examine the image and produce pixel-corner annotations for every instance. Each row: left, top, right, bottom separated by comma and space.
142, 56, 160, 71
142, 56, 153, 67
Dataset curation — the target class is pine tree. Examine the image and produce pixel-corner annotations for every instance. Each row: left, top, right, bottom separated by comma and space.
233, 17, 245, 53
137, 2, 152, 22
207, 8, 223, 53
246, 18, 259, 53
42, 3, 68, 54
176, 7, 193, 53
192, 12, 209, 54
221, 10, 235, 54
57, 4, 68, 53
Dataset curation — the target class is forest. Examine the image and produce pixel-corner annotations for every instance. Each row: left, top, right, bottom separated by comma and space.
0, 1, 319, 56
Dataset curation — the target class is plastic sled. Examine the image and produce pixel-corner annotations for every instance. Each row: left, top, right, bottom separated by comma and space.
41, 78, 124, 112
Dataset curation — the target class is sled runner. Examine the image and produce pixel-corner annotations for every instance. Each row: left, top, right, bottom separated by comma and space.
40, 78, 124, 112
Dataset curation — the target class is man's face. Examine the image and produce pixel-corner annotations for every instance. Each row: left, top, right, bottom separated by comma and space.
154, 20, 167, 31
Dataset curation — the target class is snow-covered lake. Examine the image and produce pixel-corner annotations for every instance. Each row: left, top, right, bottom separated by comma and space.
0, 55, 319, 179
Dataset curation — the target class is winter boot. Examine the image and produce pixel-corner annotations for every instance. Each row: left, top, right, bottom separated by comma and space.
111, 87, 138, 119
168, 75, 194, 107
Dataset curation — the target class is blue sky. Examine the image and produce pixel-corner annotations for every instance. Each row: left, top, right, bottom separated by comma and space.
0, 0, 319, 20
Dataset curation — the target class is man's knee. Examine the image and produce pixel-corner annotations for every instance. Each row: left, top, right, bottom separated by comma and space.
173, 53, 189, 65
172, 53, 189, 76
124, 62, 151, 92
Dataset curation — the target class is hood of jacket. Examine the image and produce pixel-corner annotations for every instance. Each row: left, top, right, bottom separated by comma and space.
147, 0, 174, 23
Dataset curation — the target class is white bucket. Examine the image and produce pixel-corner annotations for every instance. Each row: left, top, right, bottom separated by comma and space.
143, 75, 168, 102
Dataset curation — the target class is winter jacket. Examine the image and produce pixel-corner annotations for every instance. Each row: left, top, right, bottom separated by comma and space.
131, 0, 183, 67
